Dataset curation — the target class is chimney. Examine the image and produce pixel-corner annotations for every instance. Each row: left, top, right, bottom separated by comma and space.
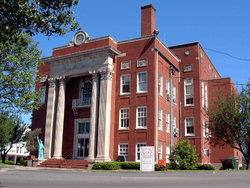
141, 4, 156, 37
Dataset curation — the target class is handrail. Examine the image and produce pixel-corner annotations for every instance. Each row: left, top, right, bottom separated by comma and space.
59, 149, 73, 168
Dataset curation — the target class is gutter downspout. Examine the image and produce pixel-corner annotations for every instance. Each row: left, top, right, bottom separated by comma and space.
179, 71, 181, 138
170, 66, 174, 148
155, 50, 159, 164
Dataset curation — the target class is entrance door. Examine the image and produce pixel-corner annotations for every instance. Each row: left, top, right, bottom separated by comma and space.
76, 122, 90, 158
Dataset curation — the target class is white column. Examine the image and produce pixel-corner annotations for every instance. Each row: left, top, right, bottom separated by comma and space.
88, 72, 99, 162
95, 69, 113, 162
53, 76, 66, 159
44, 78, 57, 159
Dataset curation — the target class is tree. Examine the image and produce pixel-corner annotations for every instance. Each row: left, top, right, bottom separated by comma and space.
169, 139, 198, 170
0, 34, 42, 112
0, 0, 81, 44
24, 128, 41, 153
0, 0, 82, 112
0, 111, 27, 163
206, 86, 250, 169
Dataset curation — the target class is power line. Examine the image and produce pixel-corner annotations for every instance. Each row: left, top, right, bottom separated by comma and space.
204, 48, 250, 61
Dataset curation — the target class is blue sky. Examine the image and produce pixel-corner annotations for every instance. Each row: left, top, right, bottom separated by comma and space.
22, 0, 250, 124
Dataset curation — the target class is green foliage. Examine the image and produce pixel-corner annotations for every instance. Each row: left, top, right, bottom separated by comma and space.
24, 128, 41, 152
206, 84, 250, 169
155, 164, 167, 171
17, 159, 27, 166
92, 162, 140, 170
0, 111, 26, 163
0, 34, 42, 112
197, 164, 215, 170
4, 160, 14, 165
0, 0, 82, 44
0, 0, 82, 113
169, 139, 198, 170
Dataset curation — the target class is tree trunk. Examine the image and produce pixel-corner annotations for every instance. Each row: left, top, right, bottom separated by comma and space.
1, 151, 6, 164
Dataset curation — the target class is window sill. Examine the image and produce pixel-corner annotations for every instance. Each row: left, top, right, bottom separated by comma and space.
135, 127, 147, 130
118, 128, 129, 131
159, 129, 163, 131
184, 104, 194, 107
120, 93, 131, 96
166, 131, 170, 133
185, 134, 195, 137
136, 91, 148, 94
158, 93, 163, 97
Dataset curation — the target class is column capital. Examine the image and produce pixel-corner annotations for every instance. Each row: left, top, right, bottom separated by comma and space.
48, 77, 56, 88
100, 69, 114, 81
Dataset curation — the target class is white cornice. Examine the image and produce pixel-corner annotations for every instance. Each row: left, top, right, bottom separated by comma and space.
53, 35, 118, 51
42, 46, 120, 63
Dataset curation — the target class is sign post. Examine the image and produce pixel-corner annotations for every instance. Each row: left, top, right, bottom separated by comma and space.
140, 146, 155, 171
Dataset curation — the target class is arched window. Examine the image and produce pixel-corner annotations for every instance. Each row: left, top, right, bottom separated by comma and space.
81, 81, 92, 106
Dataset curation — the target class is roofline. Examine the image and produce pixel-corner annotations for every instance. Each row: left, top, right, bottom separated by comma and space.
168, 42, 199, 49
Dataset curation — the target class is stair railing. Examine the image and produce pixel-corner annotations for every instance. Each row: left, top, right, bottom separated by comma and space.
59, 149, 73, 168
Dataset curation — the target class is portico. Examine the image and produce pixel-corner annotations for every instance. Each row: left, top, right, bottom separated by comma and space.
42, 32, 120, 162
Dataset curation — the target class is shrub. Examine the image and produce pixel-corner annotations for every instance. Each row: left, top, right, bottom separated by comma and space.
169, 139, 198, 170
155, 164, 167, 171
93, 162, 121, 170
197, 164, 215, 170
93, 162, 140, 170
5, 160, 14, 165
17, 159, 27, 166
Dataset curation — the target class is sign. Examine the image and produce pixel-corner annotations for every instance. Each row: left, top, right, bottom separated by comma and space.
140, 146, 154, 171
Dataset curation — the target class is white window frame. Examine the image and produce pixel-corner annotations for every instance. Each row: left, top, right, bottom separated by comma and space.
205, 84, 208, 107
173, 85, 176, 103
185, 117, 195, 136
137, 71, 148, 93
184, 78, 194, 106
166, 79, 170, 96
203, 118, 205, 137
118, 143, 129, 161
136, 143, 146, 162
158, 108, 163, 131
158, 144, 162, 160
136, 106, 147, 129
39, 86, 46, 104
202, 81, 204, 107
119, 108, 129, 129
166, 112, 170, 132
120, 74, 130, 95
166, 145, 170, 163
173, 115, 176, 129
81, 80, 92, 106
158, 74, 163, 96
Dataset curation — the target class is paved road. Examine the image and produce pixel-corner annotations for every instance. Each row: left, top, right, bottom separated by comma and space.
1, 168, 250, 188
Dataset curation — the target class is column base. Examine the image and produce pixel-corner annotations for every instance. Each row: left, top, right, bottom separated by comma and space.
52, 155, 62, 159
95, 156, 111, 163
44, 154, 51, 159
87, 155, 95, 163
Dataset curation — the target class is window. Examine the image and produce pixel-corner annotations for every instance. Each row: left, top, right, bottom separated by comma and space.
121, 74, 130, 94
137, 106, 147, 128
158, 108, 163, 130
119, 108, 129, 129
78, 122, 90, 134
184, 78, 194, 105
137, 72, 147, 93
173, 115, 176, 132
203, 118, 205, 137
202, 81, 204, 107
158, 144, 162, 160
81, 81, 92, 106
39, 86, 46, 104
185, 117, 194, 136
158, 74, 163, 95
172, 85, 176, 102
205, 84, 208, 107
166, 145, 170, 163
166, 112, 170, 132
166, 79, 170, 98
136, 143, 146, 161
119, 143, 128, 161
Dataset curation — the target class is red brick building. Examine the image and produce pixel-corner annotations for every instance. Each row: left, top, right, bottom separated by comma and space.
32, 4, 241, 168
